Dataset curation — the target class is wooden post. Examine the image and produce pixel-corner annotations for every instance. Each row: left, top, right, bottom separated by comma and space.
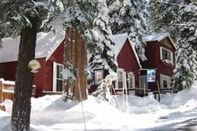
157, 80, 161, 102
143, 83, 146, 96
0, 81, 3, 103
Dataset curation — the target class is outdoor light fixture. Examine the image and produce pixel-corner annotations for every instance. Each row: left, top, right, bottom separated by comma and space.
28, 59, 41, 73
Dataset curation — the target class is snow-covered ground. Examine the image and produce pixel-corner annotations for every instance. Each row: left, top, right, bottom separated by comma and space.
0, 83, 197, 131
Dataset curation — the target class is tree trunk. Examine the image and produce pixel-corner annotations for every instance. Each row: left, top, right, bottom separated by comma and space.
64, 28, 88, 101
11, 16, 38, 131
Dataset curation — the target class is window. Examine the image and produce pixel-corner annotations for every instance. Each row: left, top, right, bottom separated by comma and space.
53, 62, 64, 91
94, 69, 104, 85
116, 68, 126, 89
139, 76, 148, 89
160, 74, 171, 89
160, 47, 173, 64
128, 72, 135, 88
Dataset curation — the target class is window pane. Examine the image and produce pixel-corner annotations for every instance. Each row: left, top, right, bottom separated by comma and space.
129, 77, 133, 88
56, 65, 60, 78
118, 71, 123, 81
118, 81, 123, 88
56, 65, 63, 79
56, 80, 63, 91
59, 66, 63, 79
118, 71, 123, 88
162, 48, 171, 61
140, 77, 148, 89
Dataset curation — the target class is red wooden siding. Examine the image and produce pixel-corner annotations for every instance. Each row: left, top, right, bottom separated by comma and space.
0, 40, 65, 97
44, 39, 65, 93
0, 62, 17, 81
157, 37, 175, 76
141, 41, 158, 69
33, 58, 46, 97
0, 59, 45, 97
140, 37, 175, 91
117, 39, 140, 88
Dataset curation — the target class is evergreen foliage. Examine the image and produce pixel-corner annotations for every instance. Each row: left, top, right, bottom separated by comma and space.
148, 0, 180, 40
173, 42, 197, 91
0, 1, 56, 130
149, 0, 197, 91
107, 0, 147, 61
92, 73, 117, 106
0, 1, 121, 130
63, 0, 117, 72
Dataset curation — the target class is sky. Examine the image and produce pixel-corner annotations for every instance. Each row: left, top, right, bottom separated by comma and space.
0, 82, 197, 131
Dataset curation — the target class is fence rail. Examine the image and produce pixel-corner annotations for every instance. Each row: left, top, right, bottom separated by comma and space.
0, 80, 36, 103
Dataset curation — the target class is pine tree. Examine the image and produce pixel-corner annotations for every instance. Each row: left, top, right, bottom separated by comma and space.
173, 42, 197, 91
92, 73, 117, 106
148, 0, 180, 40
63, 0, 117, 72
173, 1, 197, 91
0, 1, 55, 130
107, 0, 147, 61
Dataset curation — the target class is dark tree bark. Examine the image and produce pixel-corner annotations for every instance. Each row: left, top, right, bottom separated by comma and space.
11, 16, 38, 131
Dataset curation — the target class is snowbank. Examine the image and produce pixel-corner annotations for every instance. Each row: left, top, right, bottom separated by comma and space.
0, 83, 197, 131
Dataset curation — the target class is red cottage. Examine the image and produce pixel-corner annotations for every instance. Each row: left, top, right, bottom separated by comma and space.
89, 33, 142, 94
0, 31, 65, 97
140, 33, 176, 91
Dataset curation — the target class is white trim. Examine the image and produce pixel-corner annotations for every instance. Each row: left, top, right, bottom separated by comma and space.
128, 72, 135, 89
171, 51, 173, 64
46, 37, 65, 61
116, 68, 126, 89
160, 47, 162, 60
160, 74, 171, 89
53, 62, 64, 91
127, 39, 142, 69
160, 46, 174, 65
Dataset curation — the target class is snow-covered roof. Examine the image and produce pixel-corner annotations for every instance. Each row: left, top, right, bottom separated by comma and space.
142, 33, 169, 42
0, 31, 65, 63
113, 33, 142, 69
142, 32, 176, 48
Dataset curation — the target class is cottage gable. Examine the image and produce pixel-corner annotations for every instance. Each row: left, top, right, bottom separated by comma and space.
113, 33, 142, 68
160, 37, 173, 49
140, 32, 176, 92
0, 31, 65, 63
142, 32, 176, 50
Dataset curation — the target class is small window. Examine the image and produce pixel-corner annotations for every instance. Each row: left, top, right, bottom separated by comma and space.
94, 69, 104, 85
116, 68, 126, 89
160, 47, 173, 64
128, 72, 135, 88
160, 74, 171, 89
53, 62, 64, 91
139, 76, 148, 89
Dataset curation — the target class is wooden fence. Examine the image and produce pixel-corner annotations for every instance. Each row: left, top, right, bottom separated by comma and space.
0, 80, 36, 103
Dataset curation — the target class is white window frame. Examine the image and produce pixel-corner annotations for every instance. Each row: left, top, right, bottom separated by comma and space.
139, 75, 148, 89
127, 72, 135, 89
53, 62, 64, 92
160, 47, 174, 64
116, 68, 126, 89
160, 74, 171, 89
